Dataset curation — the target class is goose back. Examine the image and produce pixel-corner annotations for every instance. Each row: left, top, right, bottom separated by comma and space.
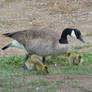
8, 28, 59, 42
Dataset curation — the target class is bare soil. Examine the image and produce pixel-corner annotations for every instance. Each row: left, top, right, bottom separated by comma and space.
1, 74, 92, 92
0, 0, 92, 92
22, 74, 92, 90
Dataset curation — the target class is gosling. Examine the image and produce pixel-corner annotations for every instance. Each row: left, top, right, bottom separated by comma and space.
66, 53, 82, 65
25, 55, 48, 73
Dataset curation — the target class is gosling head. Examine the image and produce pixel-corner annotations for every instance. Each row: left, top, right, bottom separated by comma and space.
77, 55, 82, 64
69, 54, 82, 65
40, 65, 48, 73
64, 52, 71, 57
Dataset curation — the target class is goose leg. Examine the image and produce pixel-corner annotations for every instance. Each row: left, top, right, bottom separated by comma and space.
24, 54, 31, 70
42, 56, 46, 64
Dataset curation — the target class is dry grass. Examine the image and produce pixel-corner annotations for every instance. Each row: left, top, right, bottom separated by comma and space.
0, 0, 92, 33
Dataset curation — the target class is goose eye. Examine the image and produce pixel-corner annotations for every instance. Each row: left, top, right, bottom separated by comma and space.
75, 30, 81, 38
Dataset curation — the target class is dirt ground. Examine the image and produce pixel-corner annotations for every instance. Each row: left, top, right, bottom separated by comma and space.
22, 74, 92, 91
1, 74, 92, 91
0, 0, 92, 92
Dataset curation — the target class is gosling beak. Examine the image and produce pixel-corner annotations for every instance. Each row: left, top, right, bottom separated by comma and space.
46, 70, 49, 73
78, 36, 85, 43
45, 69, 49, 73
44, 66, 49, 73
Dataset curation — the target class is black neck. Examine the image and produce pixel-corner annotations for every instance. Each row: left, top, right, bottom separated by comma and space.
59, 38, 68, 44
59, 28, 71, 44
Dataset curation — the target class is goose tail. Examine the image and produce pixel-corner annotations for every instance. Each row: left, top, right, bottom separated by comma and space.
2, 43, 11, 50
3, 33, 13, 37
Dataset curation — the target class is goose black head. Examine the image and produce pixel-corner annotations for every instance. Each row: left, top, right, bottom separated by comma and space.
70, 28, 85, 43
59, 28, 85, 44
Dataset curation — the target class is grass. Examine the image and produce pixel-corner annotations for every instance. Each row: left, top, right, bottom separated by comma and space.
0, 51, 92, 91
85, 33, 92, 37
72, 44, 92, 50
0, 78, 91, 92
66, 81, 92, 92
46, 51, 92, 75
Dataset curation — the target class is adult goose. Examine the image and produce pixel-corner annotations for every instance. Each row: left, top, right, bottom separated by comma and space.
2, 28, 85, 64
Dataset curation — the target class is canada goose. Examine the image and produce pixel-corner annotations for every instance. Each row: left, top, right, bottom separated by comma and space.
66, 53, 82, 65
25, 55, 48, 73
2, 28, 85, 64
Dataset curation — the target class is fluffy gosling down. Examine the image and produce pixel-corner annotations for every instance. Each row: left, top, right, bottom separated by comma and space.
66, 53, 83, 65
24, 55, 48, 73
2, 28, 85, 65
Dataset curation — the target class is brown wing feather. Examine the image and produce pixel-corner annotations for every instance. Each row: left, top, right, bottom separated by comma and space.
3, 28, 60, 48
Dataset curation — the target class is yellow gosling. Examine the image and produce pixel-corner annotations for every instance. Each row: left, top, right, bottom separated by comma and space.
68, 53, 83, 65
25, 55, 48, 73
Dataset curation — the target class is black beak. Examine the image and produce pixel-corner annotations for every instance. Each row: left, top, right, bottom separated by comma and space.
78, 36, 85, 43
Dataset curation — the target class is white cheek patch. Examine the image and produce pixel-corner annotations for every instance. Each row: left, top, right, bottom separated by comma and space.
71, 30, 77, 39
